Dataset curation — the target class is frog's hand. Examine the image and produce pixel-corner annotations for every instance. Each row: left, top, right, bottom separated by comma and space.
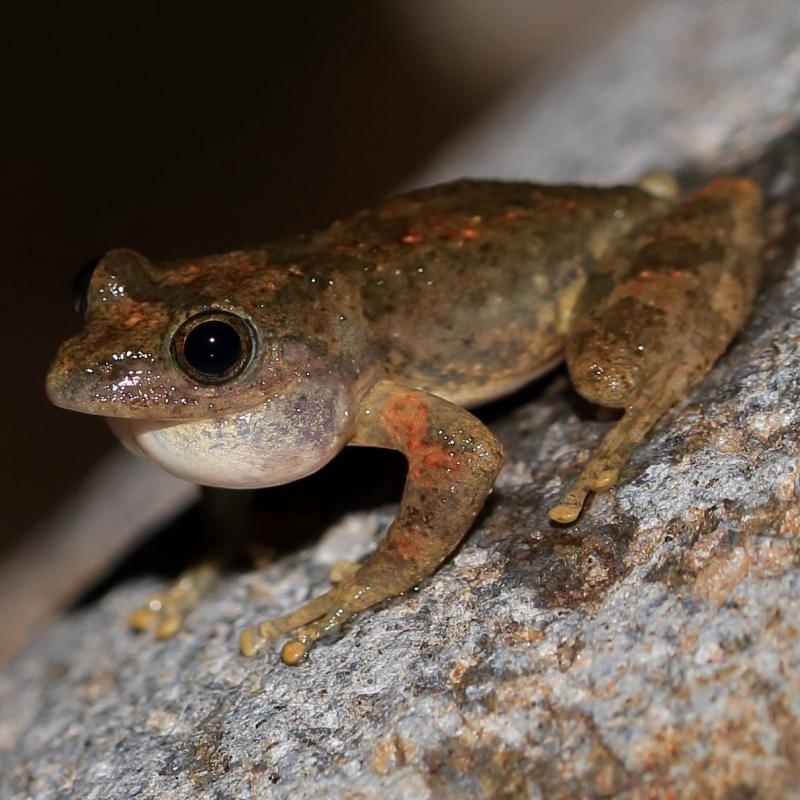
549, 177, 764, 524
239, 379, 503, 664
129, 562, 218, 639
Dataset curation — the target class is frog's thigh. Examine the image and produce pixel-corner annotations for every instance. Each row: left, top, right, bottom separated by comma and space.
240, 380, 503, 663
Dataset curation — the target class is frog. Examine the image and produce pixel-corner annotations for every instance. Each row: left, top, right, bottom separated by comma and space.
45, 174, 765, 664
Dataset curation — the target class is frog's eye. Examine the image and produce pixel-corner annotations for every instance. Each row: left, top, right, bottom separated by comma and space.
171, 311, 255, 385
72, 255, 103, 318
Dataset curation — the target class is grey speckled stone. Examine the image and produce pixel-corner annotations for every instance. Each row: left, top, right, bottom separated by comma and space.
3, 1, 800, 798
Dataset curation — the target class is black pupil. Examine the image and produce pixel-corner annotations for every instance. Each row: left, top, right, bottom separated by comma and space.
183, 320, 243, 376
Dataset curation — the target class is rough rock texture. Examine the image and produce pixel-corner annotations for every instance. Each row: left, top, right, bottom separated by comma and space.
3, 1, 800, 798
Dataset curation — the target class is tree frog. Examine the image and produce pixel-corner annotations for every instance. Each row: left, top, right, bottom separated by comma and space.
46, 175, 764, 664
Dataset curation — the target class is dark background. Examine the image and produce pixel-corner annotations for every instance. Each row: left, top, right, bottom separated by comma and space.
1, 1, 635, 588
4, 2, 473, 550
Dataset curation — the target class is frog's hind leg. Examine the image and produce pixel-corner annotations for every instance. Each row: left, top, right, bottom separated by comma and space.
240, 379, 503, 664
548, 360, 695, 524
549, 177, 764, 524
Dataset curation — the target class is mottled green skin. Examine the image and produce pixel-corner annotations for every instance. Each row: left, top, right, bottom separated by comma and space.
45, 177, 764, 662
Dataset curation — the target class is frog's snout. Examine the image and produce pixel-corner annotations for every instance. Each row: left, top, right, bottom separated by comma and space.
45, 346, 78, 411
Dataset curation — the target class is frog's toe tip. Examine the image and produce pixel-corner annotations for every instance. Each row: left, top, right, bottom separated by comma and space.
548, 504, 581, 524
239, 627, 265, 658
280, 639, 308, 665
154, 613, 183, 640
128, 607, 158, 631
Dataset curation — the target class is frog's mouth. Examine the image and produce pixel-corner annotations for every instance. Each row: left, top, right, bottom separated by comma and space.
108, 393, 353, 490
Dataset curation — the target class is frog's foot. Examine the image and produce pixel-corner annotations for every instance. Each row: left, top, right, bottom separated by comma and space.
129, 563, 217, 639
239, 561, 362, 659
278, 601, 357, 665
548, 463, 620, 525
549, 363, 691, 524
241, 583, 367, 664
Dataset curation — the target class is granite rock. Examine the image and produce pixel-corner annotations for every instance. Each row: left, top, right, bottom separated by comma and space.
3, 1, 800, 798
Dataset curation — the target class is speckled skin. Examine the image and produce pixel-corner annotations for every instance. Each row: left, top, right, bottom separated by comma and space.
46, 177, 764, 662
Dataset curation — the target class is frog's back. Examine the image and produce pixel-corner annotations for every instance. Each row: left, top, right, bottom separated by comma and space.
315, 180, 670, 406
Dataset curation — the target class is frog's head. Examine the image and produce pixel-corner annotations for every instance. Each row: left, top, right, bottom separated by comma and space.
46, 248, 371, 488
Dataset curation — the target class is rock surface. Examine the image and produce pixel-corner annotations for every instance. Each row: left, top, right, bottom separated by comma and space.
3, 1, 800, 798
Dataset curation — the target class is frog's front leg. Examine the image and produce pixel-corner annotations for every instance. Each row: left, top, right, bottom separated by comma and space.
549, 177, 763, 523
240, 380, 503, 663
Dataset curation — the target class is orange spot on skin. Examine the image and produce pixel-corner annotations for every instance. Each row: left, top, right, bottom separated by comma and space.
165, 264, 202, 286
435, 225, 481, 242
121, 304, 161, 328
123, 313, 145, 328
401, 230, 424, 245
381, 394, 461, 484
394, 527, 427, 560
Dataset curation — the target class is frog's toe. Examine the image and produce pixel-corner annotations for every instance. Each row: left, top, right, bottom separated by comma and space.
128, 603, 162, 632
129, 597, 188, 639
548, 462, 621, 523
591, 467, 620, 493
280, 603, 355, 665
637, 170, 679, 200
548, 500, 584, 525
548, 480, 593, 523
